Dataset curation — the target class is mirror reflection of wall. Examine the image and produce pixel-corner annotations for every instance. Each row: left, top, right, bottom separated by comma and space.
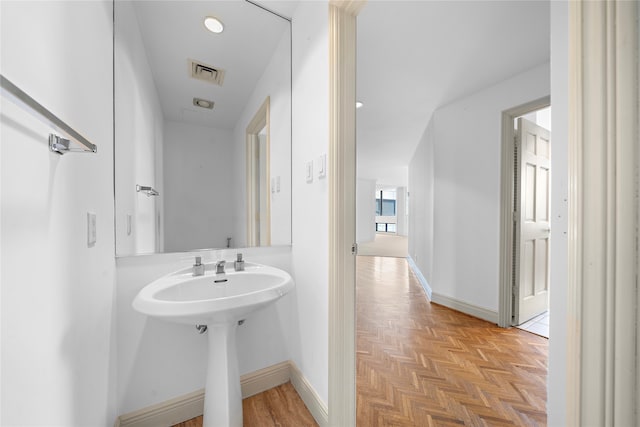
114, 1, 291, 256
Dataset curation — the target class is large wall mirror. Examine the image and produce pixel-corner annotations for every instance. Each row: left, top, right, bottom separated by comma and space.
114, 0, 291, 256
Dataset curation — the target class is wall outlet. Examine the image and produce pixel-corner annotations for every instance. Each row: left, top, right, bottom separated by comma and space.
87, 212, 97, 247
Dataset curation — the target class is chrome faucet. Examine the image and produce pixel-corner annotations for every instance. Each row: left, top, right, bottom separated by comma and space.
215, 260, 226, 274
193, 256, 205, 276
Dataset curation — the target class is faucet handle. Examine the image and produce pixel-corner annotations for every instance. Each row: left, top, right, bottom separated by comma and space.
234, 253, 245, 271
192, 256, 205, 276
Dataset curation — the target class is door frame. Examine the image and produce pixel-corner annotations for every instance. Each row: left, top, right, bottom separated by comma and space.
567, 1, 637, 423
498, 96, 550, 328
328, 1, 364, 426
330, 1, 639, 426
246, 96, 271, 247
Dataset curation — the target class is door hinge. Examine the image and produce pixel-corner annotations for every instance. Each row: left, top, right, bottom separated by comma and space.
352, 243, 358, 255
513, 211, 518, 223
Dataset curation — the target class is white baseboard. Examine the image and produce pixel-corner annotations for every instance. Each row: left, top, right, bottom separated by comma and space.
289, 362, 329, 427
406, 256, 432, 300
117, 360, 325, 427
431, 292, 499, 324
241, 360, 291, 398
118, 388, 204, 427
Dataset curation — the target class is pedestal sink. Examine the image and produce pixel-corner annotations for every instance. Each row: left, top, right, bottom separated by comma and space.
132, 261, 294, 427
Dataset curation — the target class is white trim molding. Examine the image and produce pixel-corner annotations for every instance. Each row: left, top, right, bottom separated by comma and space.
328, 1, 365, 427
290, 360, 329, 427
240, 360, 290, 398
407, 256, 433, 300
116, 360, 325, 427
568, 1, 639, 425
117, 389, 205, 427
431, 293, 499, 325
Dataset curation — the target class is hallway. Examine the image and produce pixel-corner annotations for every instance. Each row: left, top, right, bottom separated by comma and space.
356, 257, 547, 425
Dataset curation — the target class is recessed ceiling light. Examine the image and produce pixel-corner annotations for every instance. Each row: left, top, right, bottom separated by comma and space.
204, 16, 224, 34
356, 101, 364, 109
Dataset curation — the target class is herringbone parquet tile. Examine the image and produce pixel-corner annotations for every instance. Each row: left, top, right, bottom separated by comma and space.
356, 256, 547, 426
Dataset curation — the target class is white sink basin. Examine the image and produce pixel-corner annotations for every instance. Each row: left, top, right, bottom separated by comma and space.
133, 262, 293, 325
132, 260, 294, 427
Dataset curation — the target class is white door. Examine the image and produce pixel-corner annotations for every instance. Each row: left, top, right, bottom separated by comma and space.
514, 118, 551, 325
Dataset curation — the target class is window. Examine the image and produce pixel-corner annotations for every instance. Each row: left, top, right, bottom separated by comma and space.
375, 189, 397, 233
375, 190, 396, 216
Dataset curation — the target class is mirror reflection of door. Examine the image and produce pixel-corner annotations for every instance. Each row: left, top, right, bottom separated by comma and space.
246, 97, 271, 246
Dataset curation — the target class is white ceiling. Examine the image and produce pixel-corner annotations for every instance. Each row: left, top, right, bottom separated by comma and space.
128, 0, 549, 184
356, 0, 550, 184
250, 0, 298, 20
131, 1, 289, 130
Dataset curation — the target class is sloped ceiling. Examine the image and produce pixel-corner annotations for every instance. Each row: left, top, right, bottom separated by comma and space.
356, 0, 550, 184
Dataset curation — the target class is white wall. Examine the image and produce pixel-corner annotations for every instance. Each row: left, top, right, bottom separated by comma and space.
163, 120, 234, 252
232, 30, 292, 248
1, 1, 117, 425
116, 247, 293, 415
548, 2, 569, 425
409, 63, 550, 312
396, 186, 408, 236
114, 0, 164, 256
290, 0, 330, 406
408, 116, 435, 284
356, 178, 376, 243
357, 163, 408, 189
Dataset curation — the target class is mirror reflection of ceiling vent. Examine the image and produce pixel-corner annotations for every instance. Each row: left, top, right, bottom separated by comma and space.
193, 97, 214, 109
189, 59, 225, 86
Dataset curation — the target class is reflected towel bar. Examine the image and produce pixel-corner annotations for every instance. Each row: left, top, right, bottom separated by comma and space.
0, 74, 97, 155
136, 185, 159, 197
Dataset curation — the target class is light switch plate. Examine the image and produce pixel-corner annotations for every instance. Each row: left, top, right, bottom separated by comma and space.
87, 212, 97, 247
305, 161, 313, 183
317, 154, 327, 178
276, 176, 281, 192
126, 214, 132, 236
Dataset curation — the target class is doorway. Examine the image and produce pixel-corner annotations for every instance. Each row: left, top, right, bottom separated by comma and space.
498, 97, 551, 335
246, 96, 271, 247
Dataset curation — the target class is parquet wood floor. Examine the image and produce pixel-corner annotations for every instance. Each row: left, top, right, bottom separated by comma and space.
172, 382, 317, 427
356, 256, 548, 426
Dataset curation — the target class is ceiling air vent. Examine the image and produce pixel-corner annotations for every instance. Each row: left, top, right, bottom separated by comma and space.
189, 59, 225, 86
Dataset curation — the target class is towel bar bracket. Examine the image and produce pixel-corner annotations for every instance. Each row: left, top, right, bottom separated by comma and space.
49, 134, 96, 155
136, 185, 159, 197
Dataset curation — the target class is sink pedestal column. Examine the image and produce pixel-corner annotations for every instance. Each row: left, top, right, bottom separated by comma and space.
203, 322, 242, 427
